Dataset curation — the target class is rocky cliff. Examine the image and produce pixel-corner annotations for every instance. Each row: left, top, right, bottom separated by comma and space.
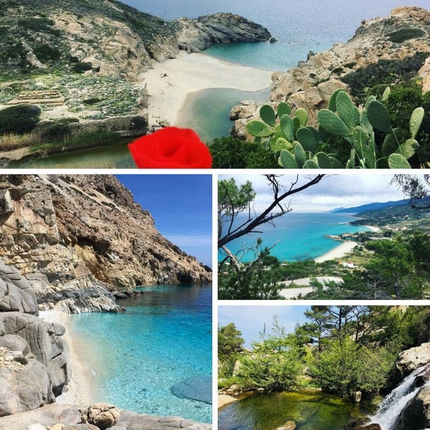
0, 265, 71, 417
232, 6, 430, 137
0, 175, 211, 313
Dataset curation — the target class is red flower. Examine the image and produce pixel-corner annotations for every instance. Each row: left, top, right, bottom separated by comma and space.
128, 127, 212, 168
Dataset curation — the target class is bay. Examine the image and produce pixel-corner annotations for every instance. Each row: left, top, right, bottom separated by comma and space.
220, 213, 370, 263
67, 284, 212, 423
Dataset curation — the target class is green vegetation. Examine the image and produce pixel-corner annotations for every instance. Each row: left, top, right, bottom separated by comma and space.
341, 52, 430, 102
245, 90, 424, 169
219, 306, 430, 400
0, 105, 41, 135
387, 28, 425, 43
209, 136, 280, 168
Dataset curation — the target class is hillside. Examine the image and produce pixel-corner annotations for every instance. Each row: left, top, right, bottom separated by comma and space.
0, 174, 212, 313
350, 197, 430, 228
231, 6, 430, 138
331, 199, 411, 214
0, 0, 270, 160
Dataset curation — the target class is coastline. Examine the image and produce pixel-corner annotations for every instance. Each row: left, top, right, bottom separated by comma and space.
314, 241, 358, 263
140, 51, 273, 127
39, 311, 95, 407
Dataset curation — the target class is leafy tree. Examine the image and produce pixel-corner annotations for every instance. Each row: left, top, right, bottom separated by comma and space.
218, 323, 244, 378
365, 238, 416, 299
311, 336, 394, 399
391, 174, 430, 209
235, 317, 304, 391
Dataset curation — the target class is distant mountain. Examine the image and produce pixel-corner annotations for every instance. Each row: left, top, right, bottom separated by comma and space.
331, 199, 411, 214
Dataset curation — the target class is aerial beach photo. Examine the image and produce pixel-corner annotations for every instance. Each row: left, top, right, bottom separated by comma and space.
218, 173, 430, 300
218, 304, 430, 430
0, 174, 213, 429
1, 0, 430, 167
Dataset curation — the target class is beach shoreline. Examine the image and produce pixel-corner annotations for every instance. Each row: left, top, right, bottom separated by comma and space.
140, 51, 273, 127
314, 241, 358, 263
39, 311, 95, 407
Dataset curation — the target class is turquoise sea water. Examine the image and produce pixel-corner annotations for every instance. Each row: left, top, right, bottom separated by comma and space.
124, 0, 430, 71
68, 285, 212, 423
220, 213, 370, 263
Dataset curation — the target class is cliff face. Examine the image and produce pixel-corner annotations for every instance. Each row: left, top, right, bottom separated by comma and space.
232, 6, 430, 136
0, 175, 212, 313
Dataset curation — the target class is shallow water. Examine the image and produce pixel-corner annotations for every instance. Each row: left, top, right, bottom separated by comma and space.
218, 391, 373, 430
177, 87, 271, 143
68, 285, 212, 423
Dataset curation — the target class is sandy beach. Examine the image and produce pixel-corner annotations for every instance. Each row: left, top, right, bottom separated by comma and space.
140, 51, 273, 126
39, 311, 95, 407
314, 241, 358, 263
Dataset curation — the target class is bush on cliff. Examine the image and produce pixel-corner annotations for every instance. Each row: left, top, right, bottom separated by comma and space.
0, 105, 41, 135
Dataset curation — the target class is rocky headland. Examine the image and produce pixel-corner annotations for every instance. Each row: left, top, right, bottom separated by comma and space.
0, 0, 271, 162
0, 174, 211, 313
231, 6, 430, 138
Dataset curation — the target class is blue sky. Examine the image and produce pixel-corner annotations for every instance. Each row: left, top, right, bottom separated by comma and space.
218, 305, 310, 348
115, 174, 212, 267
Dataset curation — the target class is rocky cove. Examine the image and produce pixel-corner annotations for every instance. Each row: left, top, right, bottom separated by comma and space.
0, 174, 213, 428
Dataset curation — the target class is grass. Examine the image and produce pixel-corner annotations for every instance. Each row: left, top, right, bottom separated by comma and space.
0, 131, 43, 151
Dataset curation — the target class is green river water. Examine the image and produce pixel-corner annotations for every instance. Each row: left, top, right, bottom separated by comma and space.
218, 391, 374, 430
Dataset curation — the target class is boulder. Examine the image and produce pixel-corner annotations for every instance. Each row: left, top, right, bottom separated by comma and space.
0, 312, 70, 416
393, 385, 430, 430
395, 343, 430, 381
82, 404, 120, 430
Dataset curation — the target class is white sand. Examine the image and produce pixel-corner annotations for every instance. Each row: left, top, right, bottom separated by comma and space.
366, 225, 381, 232
140, 52, 273, 126
39, 311, 95, 407
314, 241, 358, 263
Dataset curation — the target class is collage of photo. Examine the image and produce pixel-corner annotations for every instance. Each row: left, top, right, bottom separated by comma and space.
1, 0, 430, 429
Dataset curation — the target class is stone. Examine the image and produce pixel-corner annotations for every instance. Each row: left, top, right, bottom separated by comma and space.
82, 404, 119, 430
49, 425, 65, 430
395, 343, 430, 380
171, 376, 212, 404
27, 424, 46, 430
393, 385, 430, 429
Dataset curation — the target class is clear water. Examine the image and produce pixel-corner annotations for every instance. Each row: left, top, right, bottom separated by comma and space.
68, 284, 212, 423
178, 87, 271, 143
218, 391, 372, 430
220, 213, 370, 263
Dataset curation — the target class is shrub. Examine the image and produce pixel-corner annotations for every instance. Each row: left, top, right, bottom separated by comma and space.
387, 28, 425, 43
209, 136, 281, 168
0, 105, 41, 135
341, 52, 430, 102
33, 44, 61, 62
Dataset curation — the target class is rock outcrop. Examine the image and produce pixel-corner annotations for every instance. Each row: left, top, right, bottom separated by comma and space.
0, 261, 38, 315
231, 6, 430, 137
394, 385, 430, 430
176, 13, 271, 53
0, 312, 70, 416
0, 175, 211, 313
0, 403, 212, 430
395, 342, 430, 381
